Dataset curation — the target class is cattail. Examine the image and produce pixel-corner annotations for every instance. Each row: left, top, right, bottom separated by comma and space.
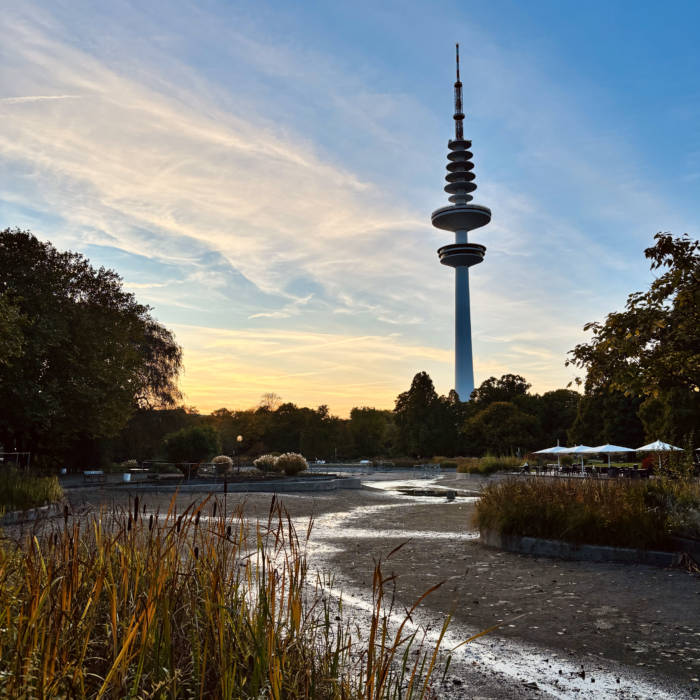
195, 512, 200, 528
143, 503, 147, 514
212, 503, 217, 518
64, 505, 69, 525
128, 515, 132, 532
149, 514, 154, 531
194, 546, 199, 560
227, 525, 232, 538
134, 496, 139, 521
176, 516, 182, 533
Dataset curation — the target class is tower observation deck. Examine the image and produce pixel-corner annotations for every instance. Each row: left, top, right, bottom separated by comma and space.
431, 44, 492, 401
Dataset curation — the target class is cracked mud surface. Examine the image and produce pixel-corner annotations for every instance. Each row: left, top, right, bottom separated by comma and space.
45, 478, 700, 697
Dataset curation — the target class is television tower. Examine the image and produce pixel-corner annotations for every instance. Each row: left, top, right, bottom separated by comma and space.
431, 43, 492, 401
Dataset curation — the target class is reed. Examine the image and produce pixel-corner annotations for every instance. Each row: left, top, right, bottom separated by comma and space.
0, 466, 63, 511
0, 494, 450, 699
474, 477, 700, 549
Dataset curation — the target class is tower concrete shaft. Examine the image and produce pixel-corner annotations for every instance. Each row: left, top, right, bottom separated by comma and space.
431, 44, 492, 401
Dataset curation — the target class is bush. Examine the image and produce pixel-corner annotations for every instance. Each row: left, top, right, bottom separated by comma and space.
163, 426, 221, 464
473, 477, 700, 549
212, 455, 233, 475
478, 453, 522, 475
120, 459, 139, 471
0, 467, 63, 511
560, 456, 573, 466
440, 460, 458, 469
277, 453, 308, 476
254, 454, 281, 473
641, 455, 655, 471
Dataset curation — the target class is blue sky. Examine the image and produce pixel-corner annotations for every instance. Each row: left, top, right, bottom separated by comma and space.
1, 0, 698, 414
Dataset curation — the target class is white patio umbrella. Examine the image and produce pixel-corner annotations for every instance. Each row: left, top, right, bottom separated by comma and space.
636, 440, 684, 470
533, 445, 568, 468
563, 445, 592, 472
583, 444, 635, 469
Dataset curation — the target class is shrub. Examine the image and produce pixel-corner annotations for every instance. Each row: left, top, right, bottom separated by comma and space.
440, 460, 458, 469
0, 467, 63, 511
254, 454, 280, 473
212, 455, 233, 475
641, 455, 655, 471
163, 426, 221, 464
120, 459, 139, 470
560, 456, 574, 466
479, 453, 521, 475
277, 453, 308, 476
473, 477, 700, 549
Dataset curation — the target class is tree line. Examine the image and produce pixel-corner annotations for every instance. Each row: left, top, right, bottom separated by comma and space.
1, 228, 697, 467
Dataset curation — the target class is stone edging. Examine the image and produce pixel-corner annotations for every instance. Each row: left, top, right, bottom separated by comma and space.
480, 528, 679, 567
117, 477, 362, 493
1, 503, 63, 526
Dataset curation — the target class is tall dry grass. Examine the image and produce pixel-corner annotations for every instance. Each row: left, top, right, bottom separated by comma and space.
456, 454, 522, 475
474, 477, 700, 549
0, 494, 451, 699
0, 466, 63, 511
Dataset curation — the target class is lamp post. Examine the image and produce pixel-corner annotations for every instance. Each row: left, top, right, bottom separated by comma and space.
237, 435, 242, 475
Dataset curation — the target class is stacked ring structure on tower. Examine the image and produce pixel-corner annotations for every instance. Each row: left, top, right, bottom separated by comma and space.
431, 44, 492, 400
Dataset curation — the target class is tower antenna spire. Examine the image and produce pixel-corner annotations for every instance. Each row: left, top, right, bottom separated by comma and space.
432, 44, 493, 401
453, 43, 464, 140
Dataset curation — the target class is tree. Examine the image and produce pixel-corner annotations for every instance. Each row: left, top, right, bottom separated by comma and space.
162, 425, 221, 463
460, 401, 541, 457
349, 407, 387, 457
0, 229, 183, 463
537, 389, 581, 447
568, 233, 700, 441
460, 402, 540, 456
568, 389, 645, 448
299, 405, 347, 460
469, 374, 531, 408
259, 392, 283, 411
394, 372, 462, 457
0, 293, 25, 366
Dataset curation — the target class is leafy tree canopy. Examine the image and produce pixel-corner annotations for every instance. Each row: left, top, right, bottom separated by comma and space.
568, 233, 700, 442
469, 374, 531, 407
162, 425, 221, 463
0, 228, 183, 461
349, 407, 388, 457
460, 402, 540, 456
394, 372, 463, 457
568, 233, 700, 398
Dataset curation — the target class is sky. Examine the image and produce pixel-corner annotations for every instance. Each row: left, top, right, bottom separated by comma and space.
0, 0, 698, 416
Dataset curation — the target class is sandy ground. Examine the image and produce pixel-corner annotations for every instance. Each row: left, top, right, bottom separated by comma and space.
16, 474, 700, 699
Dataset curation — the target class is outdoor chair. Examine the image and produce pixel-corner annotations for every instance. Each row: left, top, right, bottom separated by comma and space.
519, 464, 531, 474
609, 467, 619, 478
584, 466, 594, 477
599, 467, 609, 476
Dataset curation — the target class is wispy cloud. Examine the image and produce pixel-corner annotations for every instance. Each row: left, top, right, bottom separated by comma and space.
0, 1, 690, 412
0, 95, 81, 104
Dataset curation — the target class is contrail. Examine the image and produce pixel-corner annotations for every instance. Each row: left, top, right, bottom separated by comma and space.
0, 95, 82, 104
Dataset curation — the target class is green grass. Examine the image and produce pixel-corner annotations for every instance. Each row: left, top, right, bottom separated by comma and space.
0, 495, 455, 699
473, 477, 700, 549
0, 466, 63, 511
